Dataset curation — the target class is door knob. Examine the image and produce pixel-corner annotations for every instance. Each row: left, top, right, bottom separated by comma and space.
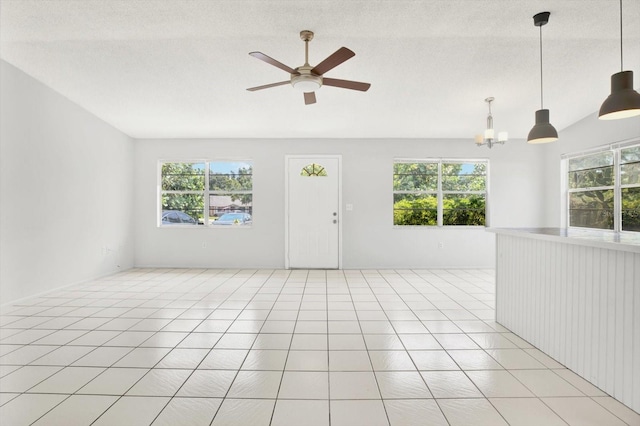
333, 212, 337, 216
333, 219, 337, 224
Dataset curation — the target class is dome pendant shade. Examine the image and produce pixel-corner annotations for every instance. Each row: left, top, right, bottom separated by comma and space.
599, 71, 640, 120
527, 109, 558, 144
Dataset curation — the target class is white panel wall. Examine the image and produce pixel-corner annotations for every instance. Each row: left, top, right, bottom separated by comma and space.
542, 112, 640, 226
134, 137, 546, 269
496, 234, 640, 412
0, 60, 135, 304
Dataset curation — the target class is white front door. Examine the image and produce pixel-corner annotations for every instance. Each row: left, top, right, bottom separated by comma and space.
287, 156, 340, 269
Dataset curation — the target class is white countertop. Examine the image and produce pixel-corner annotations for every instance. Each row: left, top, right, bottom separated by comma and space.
487, 227, 640, 253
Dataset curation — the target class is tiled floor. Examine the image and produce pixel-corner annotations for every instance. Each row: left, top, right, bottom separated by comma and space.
1, 269, 639, 426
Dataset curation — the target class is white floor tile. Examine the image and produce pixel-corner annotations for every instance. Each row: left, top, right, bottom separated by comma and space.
328, 334, 366, 350
92, 395, 169, 426
210, 398, 275, 426
285, 350, 328, 371
0, 393, 67, 426
384, 399, 448, 426
126, 368, 191, 396
364, 334, 404, 350
486, 349, 547, 369
176, 369, 236, 397
398, 333, 442, 350
466, 370, 534, 397
240, 349, 288, 370
329, 350, 373, 371
77, 367, 148, 395
155, 348, 209, 369
72, 346, 133, 367
329, 371, 381, 399
490, 397, 568, 426
29, 346, 94, 366
199, 348, 248, 370
553, 368, 607, 396
0, 345, 58, 365
32, 395, 117, 426
28, 366, 105, 394
510, 369, 584, 397
375, 371, 432, 398
542, 397, 628, 426
290, 333, 328, 350
368, 350, 416, 371
1, 365, 62, 392
409, 350, 459, 371
113, 347, 172, 368
433, 333, 481, 349
330, 400, 389, 426
447, 349, 504, 370
278, 371, 329, 399
226, 370, 282, 398
151, 397, 221, 426
592, 396, 640, 426
421, 370, 482, 398
271, 399, 329, 426
3, 268, 638, 426
438, 398, 508, 426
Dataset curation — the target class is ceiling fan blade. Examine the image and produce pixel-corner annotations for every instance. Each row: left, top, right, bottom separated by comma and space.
304, 92, 317, 105
246, 81, 290, 91
322, 78, 371, 92
311, 47, 355, 75
249, 52, 297, 74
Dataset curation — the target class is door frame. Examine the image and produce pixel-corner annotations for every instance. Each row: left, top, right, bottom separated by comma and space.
285, 154, 343, 269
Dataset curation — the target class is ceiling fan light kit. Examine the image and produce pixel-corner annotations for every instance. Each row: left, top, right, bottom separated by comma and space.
527, 11, 558, 144
599, 0, 640, 120
247, 30, 370, 105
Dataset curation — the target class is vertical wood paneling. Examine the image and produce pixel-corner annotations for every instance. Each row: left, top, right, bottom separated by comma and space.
633, 252, 640, 412
495, 234, 639, 413
615, 253, 624, 399
598, 249, 608, 388
622, 252, 634, 405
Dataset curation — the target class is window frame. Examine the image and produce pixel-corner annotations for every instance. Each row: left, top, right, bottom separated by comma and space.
158, 159, 253, 228
393, 158, 489, 228
563, 140, 640, 233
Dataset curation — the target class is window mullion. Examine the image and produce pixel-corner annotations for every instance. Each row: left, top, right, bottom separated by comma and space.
205, 162, 210, 226
614, 149, 621, 232
437, 162, 443, 226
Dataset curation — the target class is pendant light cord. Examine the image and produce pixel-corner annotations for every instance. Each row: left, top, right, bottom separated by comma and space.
539, 25, 544, 109
620, 0, 623, 71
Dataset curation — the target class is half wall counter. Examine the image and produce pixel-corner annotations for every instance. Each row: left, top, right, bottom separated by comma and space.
489, 227, 640, 412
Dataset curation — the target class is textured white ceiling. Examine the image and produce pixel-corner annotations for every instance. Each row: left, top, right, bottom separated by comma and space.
1, 0, 639, 139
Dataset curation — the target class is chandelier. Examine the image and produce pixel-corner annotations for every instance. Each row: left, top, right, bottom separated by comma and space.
475, 97, 508, 148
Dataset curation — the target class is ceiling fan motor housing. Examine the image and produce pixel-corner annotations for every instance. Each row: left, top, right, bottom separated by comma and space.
291, 65, 323, 92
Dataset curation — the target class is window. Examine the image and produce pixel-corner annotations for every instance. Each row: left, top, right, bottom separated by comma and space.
160, 161, 253, 227
393, 159, 488, 226
301, 163, 328, 176
568, 151, 614, 230
621, 145, 640, 231
565, 142, 639, 232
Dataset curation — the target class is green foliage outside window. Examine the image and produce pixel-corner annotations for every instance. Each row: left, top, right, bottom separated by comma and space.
161, 163, 205, 222
567, 145, 640, 232
393, 161, 487, 226
160, 162, 252, 225
621, 146, 640, 231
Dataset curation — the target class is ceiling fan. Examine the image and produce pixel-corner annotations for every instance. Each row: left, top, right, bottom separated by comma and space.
247, 30, 371, 105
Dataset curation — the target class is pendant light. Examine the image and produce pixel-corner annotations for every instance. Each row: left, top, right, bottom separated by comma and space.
599, 0, 640, 120
475, 97, 508, 148
528, 12, 558, 144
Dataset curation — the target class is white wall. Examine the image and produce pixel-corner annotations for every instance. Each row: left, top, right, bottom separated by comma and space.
134, 137, 546, 269
0, 60, 135, 304
542, 112, 640, 226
